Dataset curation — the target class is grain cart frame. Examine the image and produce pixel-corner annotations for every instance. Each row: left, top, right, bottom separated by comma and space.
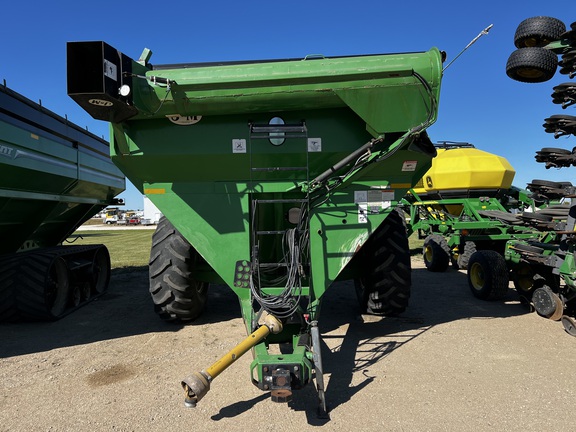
67, 41, 443, 413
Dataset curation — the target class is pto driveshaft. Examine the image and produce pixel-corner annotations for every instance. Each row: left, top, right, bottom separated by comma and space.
181, 313, 283, 407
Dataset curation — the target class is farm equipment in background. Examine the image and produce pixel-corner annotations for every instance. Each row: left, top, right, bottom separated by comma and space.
67, 40, 444, 413
402, 141, 572, 301
504, 15, 576, 335
403, 142, 536, 269
103, 207, 121, 224
0, 83, 125, 321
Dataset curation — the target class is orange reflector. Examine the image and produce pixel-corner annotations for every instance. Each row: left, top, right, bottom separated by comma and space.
390, 183, 412, 189
144, 188, 166, 195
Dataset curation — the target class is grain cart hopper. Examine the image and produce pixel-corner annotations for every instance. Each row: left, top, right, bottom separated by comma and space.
66, 41, 443, 413
0, 83, 125, 321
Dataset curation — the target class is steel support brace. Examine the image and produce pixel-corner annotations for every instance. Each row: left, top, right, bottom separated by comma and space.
310, 320, 328, 418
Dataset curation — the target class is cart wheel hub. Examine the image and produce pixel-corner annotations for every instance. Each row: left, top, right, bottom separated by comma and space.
469, 262, 485, 290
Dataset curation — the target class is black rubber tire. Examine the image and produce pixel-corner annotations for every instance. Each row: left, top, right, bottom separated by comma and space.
506, 47, 558, 83
530, 179, 564, 188
149, 216, 209, 322
514, 16, 566, 48
531, 147, 572, 157
355, 209, 411, 316
15, 253, 71, 320
537, 208, 569, 218
456, 241, 477, 270
467, 250, 509, 301
520, 212, 553, 222
422, 234, 450, 272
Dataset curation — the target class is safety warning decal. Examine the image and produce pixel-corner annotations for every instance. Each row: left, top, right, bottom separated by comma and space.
402, 160, 417, 171
232, 139, 247, 153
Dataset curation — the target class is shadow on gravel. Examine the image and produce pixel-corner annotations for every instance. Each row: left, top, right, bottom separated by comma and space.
210, 393, 270, 421
410, 246, 423, 257
304, 265, 528, 424
0, 267, 241, 358
210, 265, 530, 425
1, 261, 531, 425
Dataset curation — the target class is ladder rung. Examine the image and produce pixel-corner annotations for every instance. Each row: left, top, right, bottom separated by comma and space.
251, 167, 308, 172
259, 262, 289, 268
254, 199, 308, 204
256, 229, 307, 235
250, 125, 307, 134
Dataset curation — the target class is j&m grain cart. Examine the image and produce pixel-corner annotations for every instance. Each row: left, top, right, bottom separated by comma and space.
67, 41, 444, 414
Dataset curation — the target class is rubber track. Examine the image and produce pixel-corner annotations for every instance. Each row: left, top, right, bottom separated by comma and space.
15, 253, 57, 320
0, 245, 110, 322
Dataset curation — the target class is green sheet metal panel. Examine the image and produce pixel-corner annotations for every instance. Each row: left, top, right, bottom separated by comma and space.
0, 84, 125, 254
67, 41, 443, 298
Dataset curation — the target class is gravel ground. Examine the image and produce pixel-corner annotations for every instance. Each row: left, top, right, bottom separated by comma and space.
2, 259, 576, 432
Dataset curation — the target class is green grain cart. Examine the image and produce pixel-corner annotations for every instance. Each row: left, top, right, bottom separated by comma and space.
67, 41, 443, 414
0, 83, 125, 321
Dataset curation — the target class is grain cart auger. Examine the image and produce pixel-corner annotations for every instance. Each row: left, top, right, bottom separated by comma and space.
66, 41, 444, 414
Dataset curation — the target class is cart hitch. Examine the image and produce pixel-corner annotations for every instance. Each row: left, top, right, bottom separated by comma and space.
181, 312, 283, 407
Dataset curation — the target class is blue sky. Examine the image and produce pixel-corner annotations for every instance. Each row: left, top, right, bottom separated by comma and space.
2, 1, 574, 209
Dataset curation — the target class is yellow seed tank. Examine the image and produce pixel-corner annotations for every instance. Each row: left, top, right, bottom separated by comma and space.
413, 144, 515, 195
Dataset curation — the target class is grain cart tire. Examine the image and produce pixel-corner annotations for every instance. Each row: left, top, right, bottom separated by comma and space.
422, 234, 450, 272
514, 16, 566, 48
355, 209, 411, 315
16, 254, 71, 320
506, 47, 558, 83
149, 216, 208, 322
456, 241, 477, 270
467, 250, 509, 300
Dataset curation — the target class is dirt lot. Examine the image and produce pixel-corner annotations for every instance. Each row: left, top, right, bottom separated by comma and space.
2, 258, 576, 432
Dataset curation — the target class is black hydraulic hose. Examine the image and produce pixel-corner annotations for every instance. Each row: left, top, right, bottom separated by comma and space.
309, 138, 382, 188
